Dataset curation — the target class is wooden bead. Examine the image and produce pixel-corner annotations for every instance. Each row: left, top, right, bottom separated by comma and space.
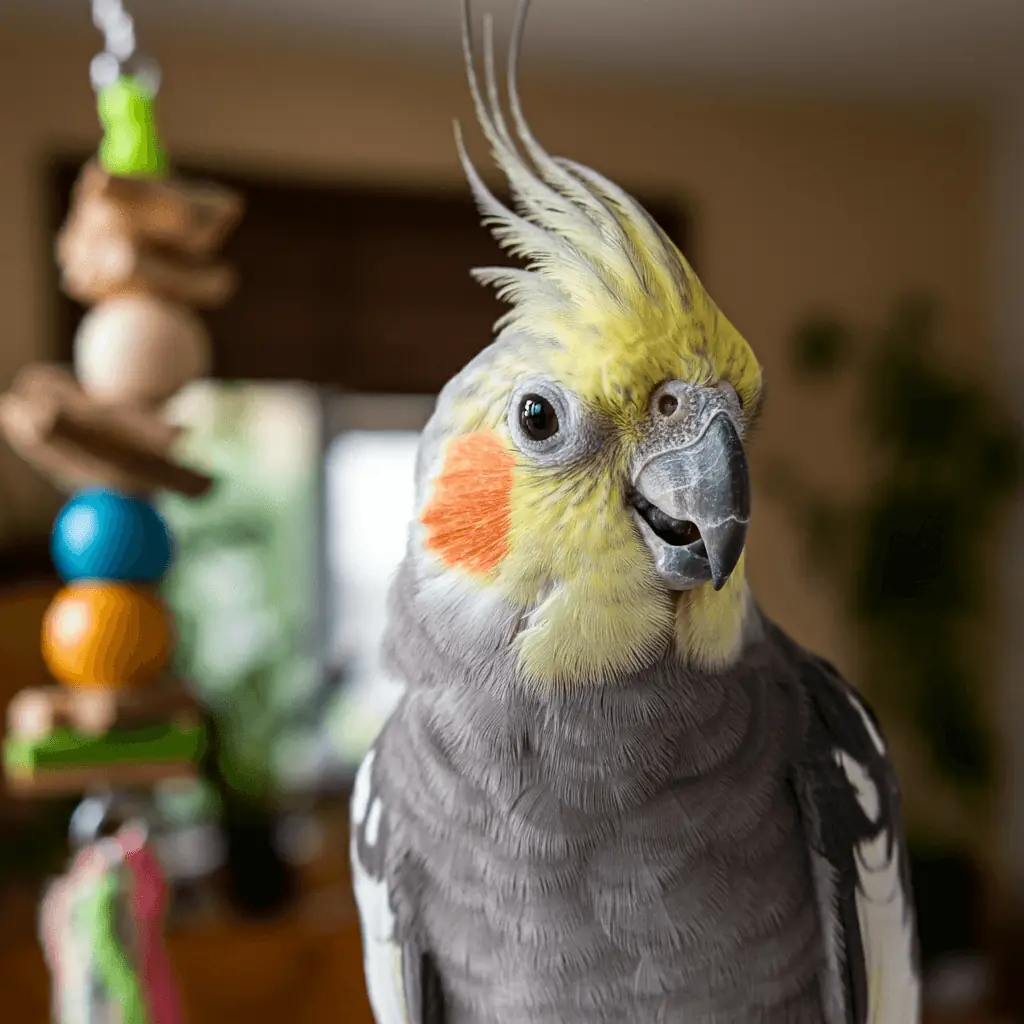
73, 295, 211, 408
42, 582, 173, 689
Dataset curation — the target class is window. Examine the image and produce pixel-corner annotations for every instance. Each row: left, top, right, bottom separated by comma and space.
322, 428, 421, 770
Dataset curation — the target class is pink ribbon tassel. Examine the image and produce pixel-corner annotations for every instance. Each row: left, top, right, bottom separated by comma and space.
121, 829, 184, 1024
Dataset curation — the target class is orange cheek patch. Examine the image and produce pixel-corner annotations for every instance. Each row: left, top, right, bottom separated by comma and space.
421, 430, 516, 574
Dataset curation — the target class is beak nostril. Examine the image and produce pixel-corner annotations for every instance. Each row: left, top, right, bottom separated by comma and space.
657, 395, 679, 417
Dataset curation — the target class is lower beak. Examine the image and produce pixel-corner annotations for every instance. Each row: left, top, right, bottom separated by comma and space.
630, 414, 751, 591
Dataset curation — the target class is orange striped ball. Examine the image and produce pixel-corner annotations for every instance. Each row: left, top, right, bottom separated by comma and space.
42, 582, 173, 689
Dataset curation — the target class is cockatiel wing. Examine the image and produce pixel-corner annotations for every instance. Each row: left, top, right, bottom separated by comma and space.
789, 651, 922, 1024
351, 747, 446, 1024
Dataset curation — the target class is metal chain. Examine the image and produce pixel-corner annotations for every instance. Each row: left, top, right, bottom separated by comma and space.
89, 0, 161, 95
69, 786, 153, 848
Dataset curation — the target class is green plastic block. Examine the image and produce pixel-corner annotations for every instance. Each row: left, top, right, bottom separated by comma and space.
97, 75, 168, 179
4, 721, 206, 773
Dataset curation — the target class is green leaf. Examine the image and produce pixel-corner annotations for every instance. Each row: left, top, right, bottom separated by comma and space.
973, 425, 1024, 496
852, 488, 976, 622
914, 660, 995, 793
790, 315, 852, 378
770, 295, 1018, 824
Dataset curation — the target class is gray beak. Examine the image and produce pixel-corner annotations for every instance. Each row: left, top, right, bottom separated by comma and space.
630, 413, 751, 592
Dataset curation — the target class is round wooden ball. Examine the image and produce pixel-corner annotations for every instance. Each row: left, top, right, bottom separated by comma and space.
52, 489, 173, 584
73, 294, 211, 407
42, 582, 173, 689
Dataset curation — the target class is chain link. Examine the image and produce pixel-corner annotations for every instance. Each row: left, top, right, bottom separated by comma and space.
92, 0, 136, 60
69, 786, 153, 848
89, 0, 161, 94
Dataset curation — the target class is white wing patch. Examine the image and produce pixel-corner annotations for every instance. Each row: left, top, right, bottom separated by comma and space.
353, 747, 376, 825
836, 694, 921, 1024
834, 751, 881, 823
351, 751, 412, 1024
854, 833, 920, 1024
847, 693, 887, 758
366, 798, 384, 847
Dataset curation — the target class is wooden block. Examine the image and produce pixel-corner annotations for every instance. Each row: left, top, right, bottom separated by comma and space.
3, 694, 207, 798
61, 246, 239, 309
0, 365, 213, 498
8, 679, 201, 740
58, 199, 239, 309
72, 160, 244, 257
56, 195, 135, 295
4, 758, 198, 797
134, 249, 238, 308
7, 364, 181, 451
0, 393, 213, 497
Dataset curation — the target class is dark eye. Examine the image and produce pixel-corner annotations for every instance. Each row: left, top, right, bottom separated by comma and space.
519, 394, 559, 441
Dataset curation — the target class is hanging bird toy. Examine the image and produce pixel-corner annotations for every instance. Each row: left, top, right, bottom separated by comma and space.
1, 0, 243, 795
0, 3, 244, 1021
39, 806, 184, 1024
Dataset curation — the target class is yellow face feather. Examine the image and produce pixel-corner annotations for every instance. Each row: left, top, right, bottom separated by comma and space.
416, 0, 763, 688
424, 305, 758, 688
542, 263, 762, 423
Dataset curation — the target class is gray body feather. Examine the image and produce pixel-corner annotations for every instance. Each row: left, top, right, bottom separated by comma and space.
350, 551, 917, 1024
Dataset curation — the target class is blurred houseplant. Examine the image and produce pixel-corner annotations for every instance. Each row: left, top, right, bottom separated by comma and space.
770, 296, 1019, 983
159, 382, 320, 917
766, 296, 1023, 974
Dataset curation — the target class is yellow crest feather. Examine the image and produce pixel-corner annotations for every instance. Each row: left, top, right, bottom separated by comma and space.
449, 0, 758, 684
457, 0, 763, 418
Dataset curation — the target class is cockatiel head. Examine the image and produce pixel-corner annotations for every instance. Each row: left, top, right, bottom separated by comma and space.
406, 0, 764, 690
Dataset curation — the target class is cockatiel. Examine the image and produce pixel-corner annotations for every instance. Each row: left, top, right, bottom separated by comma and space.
350, 2, 921, 1021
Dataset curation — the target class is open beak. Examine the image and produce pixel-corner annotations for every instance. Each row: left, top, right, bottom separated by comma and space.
630, 413, 750, 591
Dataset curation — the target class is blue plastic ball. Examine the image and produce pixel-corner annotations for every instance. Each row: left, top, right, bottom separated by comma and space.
51, 488, 173, 584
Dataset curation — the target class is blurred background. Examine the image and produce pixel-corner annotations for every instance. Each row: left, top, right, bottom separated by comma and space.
0, 0, 1022, 1021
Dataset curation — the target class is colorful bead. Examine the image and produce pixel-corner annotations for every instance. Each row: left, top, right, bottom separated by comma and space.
42, 583, 173, 689
52, 490, 172, 584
